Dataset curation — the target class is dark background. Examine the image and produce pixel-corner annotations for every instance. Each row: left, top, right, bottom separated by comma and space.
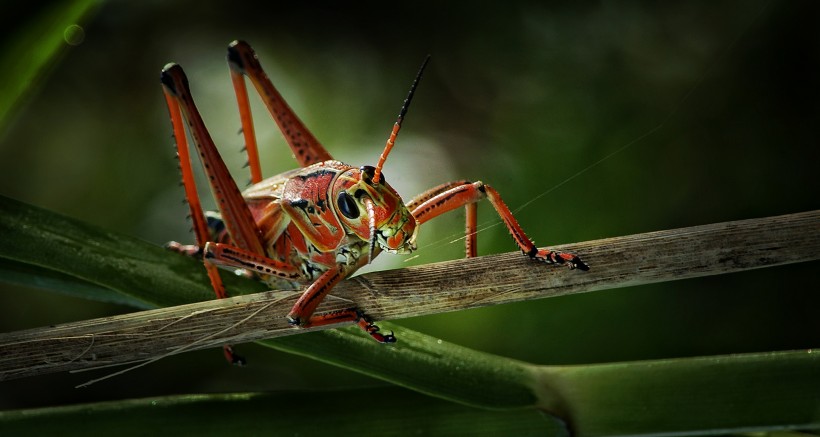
0, 1, 817, 409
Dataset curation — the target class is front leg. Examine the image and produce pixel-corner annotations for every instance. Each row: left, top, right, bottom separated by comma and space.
205, 243, 394, 342
411, 181, 589, 271
287, 265, 395, 343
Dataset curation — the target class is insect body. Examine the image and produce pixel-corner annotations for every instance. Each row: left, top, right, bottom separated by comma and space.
161, 41, 587, 355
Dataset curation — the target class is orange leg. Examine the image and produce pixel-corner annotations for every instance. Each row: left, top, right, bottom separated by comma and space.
286, 265, 395, 343
228, 57, 263, 185
296, 308, 396, 343
405, 180, 472, 211
162, 64, 266, 257
162, 63, 274, 364
407, 180, 478, 257
287, 266, 344, 327
227, 40, 333, 169
203, 243, 303, 280
411, 181, 588, 270
165, 212, 232, 258
163, 91, 229, 298
465, 202, 478, 258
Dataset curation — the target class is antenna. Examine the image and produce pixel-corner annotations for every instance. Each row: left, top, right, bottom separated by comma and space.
372, 55, 431, 184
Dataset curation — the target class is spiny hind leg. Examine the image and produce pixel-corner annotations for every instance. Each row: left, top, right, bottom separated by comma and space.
227, 40, 333, 169
162, 64, 268, 364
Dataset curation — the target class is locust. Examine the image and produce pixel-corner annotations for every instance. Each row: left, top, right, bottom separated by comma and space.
160, 41, 588, 361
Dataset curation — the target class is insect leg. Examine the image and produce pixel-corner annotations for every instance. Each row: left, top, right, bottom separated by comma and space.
405, 180, 472, 211
166, 212, 231, 257
286, 266, 345, 327
228, 54, 262, 185
162, 68, 246, 364
407, 180, 477, 257
163, 89, 229, 298
411, 181, 588, 270
296, 308, 396, 343
162, 63, 266, 257
227, 40, 333, 168
465, 202, 477, 258
203, 242, 302, 281
286, 266, 395, 343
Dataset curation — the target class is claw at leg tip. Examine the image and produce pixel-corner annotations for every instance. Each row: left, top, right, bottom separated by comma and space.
572, 258, 590, 271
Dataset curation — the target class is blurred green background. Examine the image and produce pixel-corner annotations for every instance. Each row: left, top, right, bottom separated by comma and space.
0, 0, 817, 410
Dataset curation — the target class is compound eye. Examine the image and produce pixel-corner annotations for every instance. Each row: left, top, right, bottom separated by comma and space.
337, 191, 360, 219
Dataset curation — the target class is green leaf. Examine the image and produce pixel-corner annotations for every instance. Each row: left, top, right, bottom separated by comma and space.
0, 194, 541, 410
0, 0, 100, 134
266, 324, 540, 409
0, 386, 568, 436
537, 350, 820, 436
0, 257, 149, 308
0, 194, 266, 309
1, 194, 819, 435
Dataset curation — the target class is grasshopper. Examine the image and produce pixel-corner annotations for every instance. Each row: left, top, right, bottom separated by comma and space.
160, 41, 587, 360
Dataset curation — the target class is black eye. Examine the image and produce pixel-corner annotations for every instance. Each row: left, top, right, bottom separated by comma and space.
337, 191, 359, 219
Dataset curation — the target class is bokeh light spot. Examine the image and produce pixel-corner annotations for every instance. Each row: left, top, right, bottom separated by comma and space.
64, 24, 85, 46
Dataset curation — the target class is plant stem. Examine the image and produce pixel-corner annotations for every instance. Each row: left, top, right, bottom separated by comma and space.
0, 208, 816, 380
